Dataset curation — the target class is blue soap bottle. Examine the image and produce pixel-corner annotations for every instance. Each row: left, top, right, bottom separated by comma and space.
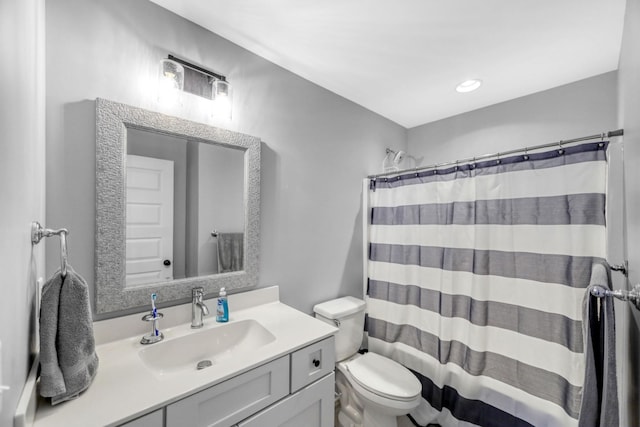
216, 287, 229, 322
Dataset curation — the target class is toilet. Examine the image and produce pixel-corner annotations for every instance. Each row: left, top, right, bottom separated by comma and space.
313, 296, 422, 427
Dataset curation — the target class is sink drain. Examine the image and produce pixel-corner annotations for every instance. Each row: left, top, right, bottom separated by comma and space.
196, 360, 213, 370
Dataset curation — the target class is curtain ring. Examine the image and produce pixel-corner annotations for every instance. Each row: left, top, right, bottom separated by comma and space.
60, 230, 68, 278
523, 147, 529, 161
496, 153, 501, 164
558, 141, 564, 155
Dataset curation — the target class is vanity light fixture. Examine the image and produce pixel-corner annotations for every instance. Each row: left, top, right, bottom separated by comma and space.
456, 79, 482, 93
160, 54, 233, 119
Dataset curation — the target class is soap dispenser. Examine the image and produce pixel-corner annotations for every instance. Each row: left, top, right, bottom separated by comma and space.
216, 287, 229, 322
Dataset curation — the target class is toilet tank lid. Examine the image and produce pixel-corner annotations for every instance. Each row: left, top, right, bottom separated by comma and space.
313, 296, 365, 319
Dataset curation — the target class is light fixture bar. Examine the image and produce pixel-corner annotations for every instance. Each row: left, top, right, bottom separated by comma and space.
168, 54, 226, 82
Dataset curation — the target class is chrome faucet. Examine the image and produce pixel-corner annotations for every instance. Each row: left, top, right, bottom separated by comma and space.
191, 287, 210, 328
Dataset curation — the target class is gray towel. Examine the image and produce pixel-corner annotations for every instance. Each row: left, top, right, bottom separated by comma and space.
39, 267, 99, 405
579, 262, 619, 427
217, 232, 244, 273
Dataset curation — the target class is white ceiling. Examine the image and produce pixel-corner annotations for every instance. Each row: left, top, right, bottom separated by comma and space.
150, 0, 627, 129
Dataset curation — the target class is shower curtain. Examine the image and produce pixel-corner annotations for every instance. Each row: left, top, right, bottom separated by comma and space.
366, 142, 608, 427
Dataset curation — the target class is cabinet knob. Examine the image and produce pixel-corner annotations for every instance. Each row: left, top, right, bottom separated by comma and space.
312, 359, 320, 367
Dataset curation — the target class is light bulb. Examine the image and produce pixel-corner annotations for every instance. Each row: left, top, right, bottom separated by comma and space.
212, 79, 232, 119
158, 59, 184, 105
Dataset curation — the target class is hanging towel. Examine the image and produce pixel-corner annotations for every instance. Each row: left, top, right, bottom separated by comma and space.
39, 267, 99, 405
579, 262, 619, 427
217, 232, 244, 273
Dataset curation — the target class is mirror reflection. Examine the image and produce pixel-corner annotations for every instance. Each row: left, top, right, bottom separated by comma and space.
125, 128, 245, 288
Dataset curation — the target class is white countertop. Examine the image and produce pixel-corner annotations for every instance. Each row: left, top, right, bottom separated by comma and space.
32, 287, 337, 427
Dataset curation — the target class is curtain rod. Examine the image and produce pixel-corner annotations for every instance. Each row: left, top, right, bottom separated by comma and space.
367, 129, 624, 180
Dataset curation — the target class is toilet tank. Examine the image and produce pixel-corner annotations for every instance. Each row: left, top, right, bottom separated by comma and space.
313, 296, 366, 362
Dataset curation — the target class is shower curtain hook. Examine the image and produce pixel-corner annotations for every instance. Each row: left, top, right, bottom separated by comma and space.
523, 147, 529, 160
558, 140, 564, 155
496, 153, 501, 164
599, 133, 606, 148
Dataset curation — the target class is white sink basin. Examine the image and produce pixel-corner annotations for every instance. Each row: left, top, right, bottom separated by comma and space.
139, 319, 276, 375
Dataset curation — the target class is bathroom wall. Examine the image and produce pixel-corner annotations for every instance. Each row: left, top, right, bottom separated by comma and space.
0, 0, 45, 422
618, 0, 640, 423
408, 72, 618, 161
45, 0, 407, 317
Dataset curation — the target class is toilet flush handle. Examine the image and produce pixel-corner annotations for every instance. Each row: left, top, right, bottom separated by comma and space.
333, 319, 340, 327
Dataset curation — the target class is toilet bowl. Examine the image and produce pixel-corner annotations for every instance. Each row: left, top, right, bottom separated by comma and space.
337, 352, 422, 427
313, 297, 422, 427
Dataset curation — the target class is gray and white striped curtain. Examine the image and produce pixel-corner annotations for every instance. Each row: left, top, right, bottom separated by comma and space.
366, 142, 608, 427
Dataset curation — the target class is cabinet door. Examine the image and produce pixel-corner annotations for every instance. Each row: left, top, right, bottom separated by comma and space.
118, 409, 163, 427
166, 356, 289, 427
238, 372, 335, 427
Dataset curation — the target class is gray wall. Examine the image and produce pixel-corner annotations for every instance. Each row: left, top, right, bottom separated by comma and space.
0, 0, 45, 422
408, 71, 618, 162
618, 0, 640, 424
45, 0, 406, 317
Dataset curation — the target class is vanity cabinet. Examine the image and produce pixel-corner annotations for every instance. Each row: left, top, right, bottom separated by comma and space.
28, 291, 339, 427
158, 336, 335, 427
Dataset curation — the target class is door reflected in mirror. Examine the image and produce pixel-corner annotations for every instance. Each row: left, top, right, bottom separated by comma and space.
125, 128, 245, 288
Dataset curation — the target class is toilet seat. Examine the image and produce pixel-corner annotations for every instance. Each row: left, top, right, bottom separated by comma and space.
345, 352, 421, 402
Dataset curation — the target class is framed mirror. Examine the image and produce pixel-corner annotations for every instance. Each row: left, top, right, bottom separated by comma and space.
95, 98, 260, 314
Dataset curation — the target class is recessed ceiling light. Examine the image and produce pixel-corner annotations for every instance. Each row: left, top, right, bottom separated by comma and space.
456, 79, 482, 93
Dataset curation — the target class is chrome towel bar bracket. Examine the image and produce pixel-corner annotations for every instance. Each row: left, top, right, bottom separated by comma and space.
31, 221, 69, 277
591, 284, 640, 311
607, 260, 628, 277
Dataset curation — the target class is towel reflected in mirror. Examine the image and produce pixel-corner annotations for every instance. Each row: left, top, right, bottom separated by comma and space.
217, 232, 244, 273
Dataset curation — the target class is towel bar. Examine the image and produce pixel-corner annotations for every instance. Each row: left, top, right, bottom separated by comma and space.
31, 221, 69, 277
591, 284, 640, 310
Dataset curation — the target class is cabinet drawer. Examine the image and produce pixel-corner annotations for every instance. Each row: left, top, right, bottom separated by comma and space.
290, 336, 335, 393
166, 356, 289, 427
238, 372, 335, 427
